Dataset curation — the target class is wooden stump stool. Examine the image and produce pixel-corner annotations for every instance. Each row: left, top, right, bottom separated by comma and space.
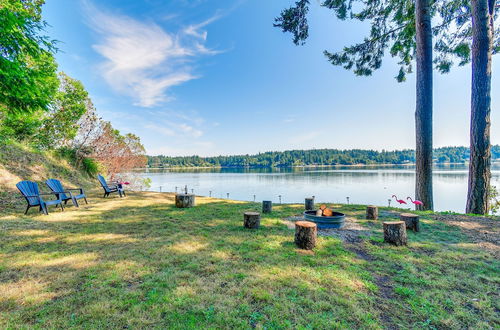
175, 194, 195, 208
294, 221, 317, 250
366, 205, 378, 220
244, 212, 261, 229
400, 213, 420, 232
305, 198, 315, 211
262, 201, 272, 213
383, 221, 407, 246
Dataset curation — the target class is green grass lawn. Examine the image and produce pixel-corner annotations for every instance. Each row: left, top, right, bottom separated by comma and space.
0, 192, 498, 329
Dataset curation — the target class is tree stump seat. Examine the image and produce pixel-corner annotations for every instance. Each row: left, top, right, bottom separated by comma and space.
294, 221, 317, 250
305, 198, 314, 211
383, 221, 407, 246
262, 201, 272, 213
400, 213, 420, 232
366, 205, 378, 220
175, 194, 195, 208
244, 212, 260, 229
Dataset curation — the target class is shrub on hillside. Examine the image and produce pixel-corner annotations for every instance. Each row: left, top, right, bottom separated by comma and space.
82, 157, 100, 176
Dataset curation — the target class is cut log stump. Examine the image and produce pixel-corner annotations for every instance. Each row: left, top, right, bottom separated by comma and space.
366, 205, 378, 220
244, 212, 261, 229
305, 198, 315, 211
262, 201, 272, 213
175, 194, 195, 208
383, 221, 407, 246
295, 221, 317, 250
400, 213, 420, 232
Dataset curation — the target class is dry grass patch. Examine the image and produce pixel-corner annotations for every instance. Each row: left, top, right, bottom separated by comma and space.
0, 192, 498, 328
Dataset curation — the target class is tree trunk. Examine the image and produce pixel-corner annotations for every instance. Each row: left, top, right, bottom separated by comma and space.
262, 201, 272, 213
175, 194, 195, 208
415, 0, 434, 211
305, 198, 314, 211
466, 0, 495, 215
366, 205, 378, 220
244, 212, 261, 229
400, 213, 420, 232
383, 221, 408, 246
294, 221, 317, 250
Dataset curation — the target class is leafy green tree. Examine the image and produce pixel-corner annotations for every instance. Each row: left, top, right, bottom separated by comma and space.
0, 111, 44, 140
36, 73, 90, 148
0, 0, 58, 115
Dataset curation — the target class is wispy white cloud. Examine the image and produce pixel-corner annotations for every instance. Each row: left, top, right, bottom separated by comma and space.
149, 141, 216, 156
99, 108, 205, 139
143, 112, 204, 139
143, 123, 176, 137
83, 1, 222, 107
183, 14, 220, 40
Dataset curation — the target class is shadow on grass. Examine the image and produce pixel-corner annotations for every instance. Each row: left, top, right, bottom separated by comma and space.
0, 192, 498, 328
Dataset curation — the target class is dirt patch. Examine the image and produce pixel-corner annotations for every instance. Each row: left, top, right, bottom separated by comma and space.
343, 241, 397, 328
283, 215, 372, 244
432, 214, 499, 256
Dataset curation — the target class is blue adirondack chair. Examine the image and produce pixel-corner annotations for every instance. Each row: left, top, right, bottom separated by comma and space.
16, 181, 64, 215
97, 174, 125, 198
45, 179, 88, 207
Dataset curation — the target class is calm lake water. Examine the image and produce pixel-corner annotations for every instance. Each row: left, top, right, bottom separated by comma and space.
138, 164, 500, 213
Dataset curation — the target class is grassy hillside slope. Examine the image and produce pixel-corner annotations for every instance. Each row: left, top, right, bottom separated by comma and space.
0, 141, 96, 213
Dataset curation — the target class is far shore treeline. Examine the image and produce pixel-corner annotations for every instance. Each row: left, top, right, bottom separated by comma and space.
147, 146, 500, 168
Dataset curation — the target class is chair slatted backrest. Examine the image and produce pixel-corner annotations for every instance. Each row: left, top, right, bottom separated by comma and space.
16, 181, 41, 206
97, 174, 110, 192
46, 179, 68, 200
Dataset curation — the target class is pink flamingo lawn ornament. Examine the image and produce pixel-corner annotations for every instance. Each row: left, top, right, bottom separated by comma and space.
392, 195, 407, 205
407, 197, 424, 207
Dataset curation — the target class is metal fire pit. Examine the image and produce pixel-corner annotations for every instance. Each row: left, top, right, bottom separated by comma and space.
303, 210, 346, 229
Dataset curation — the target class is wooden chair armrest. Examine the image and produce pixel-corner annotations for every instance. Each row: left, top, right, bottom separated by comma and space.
67, 188, 85, 194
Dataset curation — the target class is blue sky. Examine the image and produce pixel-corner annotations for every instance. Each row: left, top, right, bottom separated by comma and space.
43, 0, 499, 156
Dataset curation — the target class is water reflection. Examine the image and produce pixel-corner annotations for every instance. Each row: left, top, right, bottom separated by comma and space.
137, 164, 500, 213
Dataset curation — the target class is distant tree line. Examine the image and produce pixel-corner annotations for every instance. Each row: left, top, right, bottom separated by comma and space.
147, 146, 500, 168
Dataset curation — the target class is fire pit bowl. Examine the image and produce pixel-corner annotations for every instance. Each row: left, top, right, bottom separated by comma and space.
303, 210, 346, 229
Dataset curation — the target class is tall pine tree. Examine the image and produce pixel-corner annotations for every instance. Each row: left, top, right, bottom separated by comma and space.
274, 0, 499, 212
466, 0, 497, 214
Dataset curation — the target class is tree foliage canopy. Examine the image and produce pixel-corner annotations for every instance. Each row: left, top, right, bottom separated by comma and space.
36, 73, 90, 148
0, 0, 58, 114
275, 0, 500, 81
0, 1, 147, 176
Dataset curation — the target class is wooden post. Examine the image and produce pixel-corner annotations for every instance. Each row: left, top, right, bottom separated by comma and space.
366, 205, 378, 220
294, 221, 317, 250
243, 212, 260, 229
175, 194, 195, 208
262, 201, 272, 213
305, 197, 314, 211
400, 213, 420, 232
383, 221, 407, 246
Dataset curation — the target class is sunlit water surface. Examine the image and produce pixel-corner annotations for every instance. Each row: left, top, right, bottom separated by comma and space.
137, 164, 500, 213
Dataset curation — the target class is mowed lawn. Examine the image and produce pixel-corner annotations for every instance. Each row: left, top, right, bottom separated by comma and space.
0, 192, 498, 329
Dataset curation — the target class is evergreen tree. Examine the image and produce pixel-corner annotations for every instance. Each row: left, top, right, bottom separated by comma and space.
466, 0, 497, 214
274, 0, 499, 211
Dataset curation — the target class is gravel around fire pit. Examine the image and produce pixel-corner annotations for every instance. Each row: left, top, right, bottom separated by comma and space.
283, 215, 371, 243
